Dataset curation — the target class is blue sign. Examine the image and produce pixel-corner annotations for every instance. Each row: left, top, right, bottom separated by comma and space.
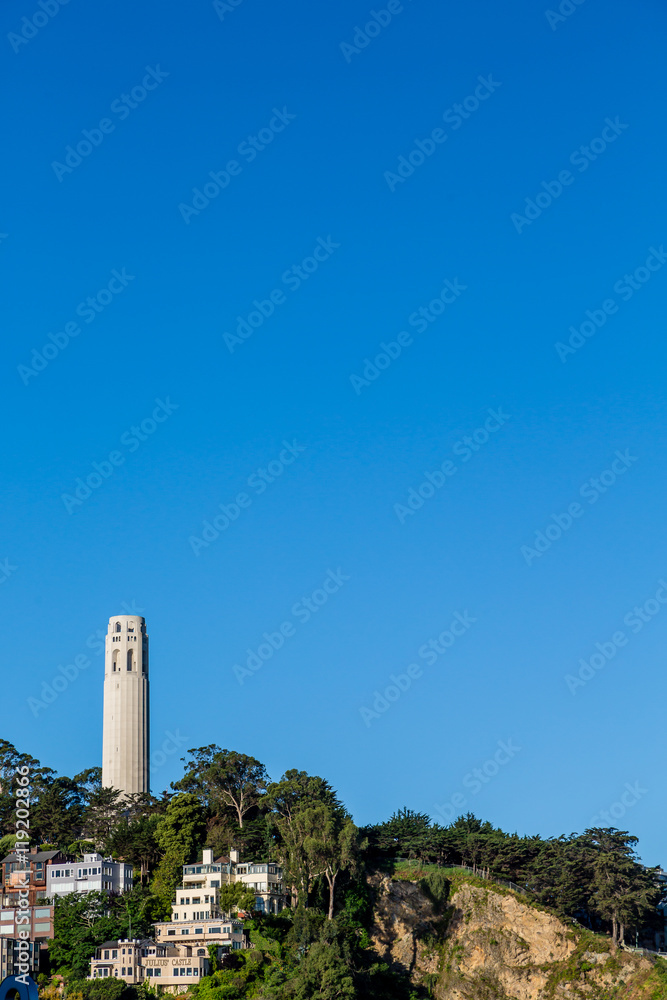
0, 977, 39, 1000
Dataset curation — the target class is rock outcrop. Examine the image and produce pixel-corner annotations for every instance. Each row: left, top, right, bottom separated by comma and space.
369, 872, 660, 999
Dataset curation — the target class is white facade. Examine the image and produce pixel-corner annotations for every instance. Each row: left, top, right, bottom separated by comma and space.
182, 848, 285, 914
46, 852, 133, 898
102, 614, 150, 795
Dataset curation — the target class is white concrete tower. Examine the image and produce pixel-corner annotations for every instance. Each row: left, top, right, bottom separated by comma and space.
102, 615, 150, 796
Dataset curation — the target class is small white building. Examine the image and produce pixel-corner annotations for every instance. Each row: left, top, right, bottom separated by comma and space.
46, 852, 133, 897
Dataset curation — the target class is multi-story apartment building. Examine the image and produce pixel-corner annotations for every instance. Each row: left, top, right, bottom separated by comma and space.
153, 879, 245, 952
0, 849, 68, 906
46, 852, 133, 898
235, 860, 285, 912
182, 847, 285, 914
0, 903, 54, 943
90, 935, 242, 994
91, 939, 163, 984
0, 938, 41, 980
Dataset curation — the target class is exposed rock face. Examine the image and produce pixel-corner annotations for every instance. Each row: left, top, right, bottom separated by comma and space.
369, 873, 656, 999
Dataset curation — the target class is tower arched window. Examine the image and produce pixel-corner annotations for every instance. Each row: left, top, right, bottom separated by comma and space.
112, 651, 120, 672
115, 622, 121, 633
127, 649, 134, 671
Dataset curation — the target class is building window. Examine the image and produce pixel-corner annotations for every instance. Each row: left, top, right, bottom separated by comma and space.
167, 931, 175, 936
127, 650, 133, 671
115, 622, 121, 632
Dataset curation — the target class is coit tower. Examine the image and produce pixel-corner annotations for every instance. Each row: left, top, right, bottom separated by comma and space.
102, 615, 150, 795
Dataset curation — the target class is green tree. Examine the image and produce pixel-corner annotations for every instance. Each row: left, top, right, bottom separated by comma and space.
301, 804, 359, 919
83, 786, 124, 851
265, 770, 340, 908
0, 834, 17, 857
174, 746, 269, 828
218, 881, 257, 914
72, 767, 103, 801
49, 892, 121, 979
585, 827, 663, 944
291, 939, 356, 999
66, 978, 129, 1000
107, 813, 162, 882
32, 776, 83, 847
149, 794, 206, 916
155, 792, 207, 859
149, 842, 185, 918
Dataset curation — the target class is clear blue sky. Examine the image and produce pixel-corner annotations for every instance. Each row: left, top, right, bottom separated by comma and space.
3, 0, 666, 864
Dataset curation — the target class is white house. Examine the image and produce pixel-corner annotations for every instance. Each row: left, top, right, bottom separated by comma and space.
46, 852, 133, 897
182, 848, 285, 914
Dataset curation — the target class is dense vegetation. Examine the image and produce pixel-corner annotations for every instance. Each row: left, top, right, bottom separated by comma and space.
1, 738, 664, 998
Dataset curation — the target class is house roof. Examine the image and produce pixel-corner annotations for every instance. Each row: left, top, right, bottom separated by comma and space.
96, 939, 155, 950
1, 850, 62, 864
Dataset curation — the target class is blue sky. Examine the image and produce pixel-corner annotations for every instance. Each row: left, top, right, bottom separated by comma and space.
3, 0, 666, 863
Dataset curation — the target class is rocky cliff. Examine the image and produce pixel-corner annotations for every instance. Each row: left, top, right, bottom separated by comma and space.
369, 871, 666, 999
